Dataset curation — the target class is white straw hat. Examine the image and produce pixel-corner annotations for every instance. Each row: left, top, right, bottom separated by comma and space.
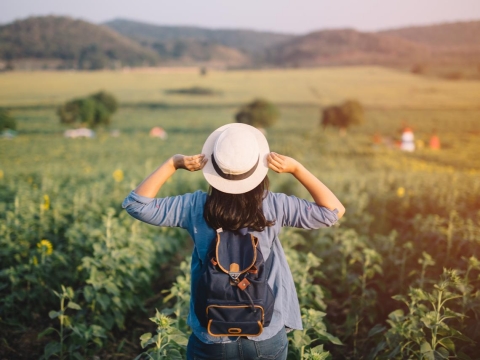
202, 123, 270, 194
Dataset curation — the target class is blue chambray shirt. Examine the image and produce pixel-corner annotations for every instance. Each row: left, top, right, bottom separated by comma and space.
122, 190, 338, 343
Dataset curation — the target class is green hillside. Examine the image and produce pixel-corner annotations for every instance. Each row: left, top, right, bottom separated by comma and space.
104, 18, 294, 58
0, 16, 159, 69
124, 37, 250, 67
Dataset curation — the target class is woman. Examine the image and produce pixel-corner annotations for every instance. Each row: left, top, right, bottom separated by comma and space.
123, 123, 345, 360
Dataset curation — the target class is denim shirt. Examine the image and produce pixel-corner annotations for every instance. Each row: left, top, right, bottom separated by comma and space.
122, 190, 338, 343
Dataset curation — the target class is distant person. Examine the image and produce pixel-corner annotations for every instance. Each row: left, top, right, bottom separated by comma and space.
400, 126, 415, 152
429, 130, 441, 150
123, 123, 345, 360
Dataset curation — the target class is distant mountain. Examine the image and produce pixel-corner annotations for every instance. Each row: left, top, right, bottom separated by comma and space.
266, 29, 431, 67
144, 38, 250, 67
267, 20, 480, 67
104, 18, 295, 59
380, 21, 480, 50
379, 21, 480, 65
1, 16, 479, 70
0, 16, 159, 69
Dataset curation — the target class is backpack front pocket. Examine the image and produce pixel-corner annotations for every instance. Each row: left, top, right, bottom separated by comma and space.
206, 304, 264, 337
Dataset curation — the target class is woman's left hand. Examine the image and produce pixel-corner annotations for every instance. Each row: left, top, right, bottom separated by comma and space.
173, 154, 208, 172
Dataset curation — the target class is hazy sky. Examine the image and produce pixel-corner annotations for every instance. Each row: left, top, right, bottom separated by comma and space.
2, 0, 480, 33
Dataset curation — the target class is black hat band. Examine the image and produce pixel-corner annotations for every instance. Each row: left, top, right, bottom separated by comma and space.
211, 153, 259, 181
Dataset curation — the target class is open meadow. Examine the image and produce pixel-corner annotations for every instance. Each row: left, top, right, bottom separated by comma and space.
1, 67, 480, 359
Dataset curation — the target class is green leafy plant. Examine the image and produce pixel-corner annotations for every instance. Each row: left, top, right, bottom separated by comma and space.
288, 308, 341, 360
38, 285, 82, 360
379, 269, 474, 359
282, 230, 342, 359
161, 258, 192, 334
135, 310, 188, 360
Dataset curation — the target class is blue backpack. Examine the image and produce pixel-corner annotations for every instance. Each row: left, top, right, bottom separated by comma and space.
194, 228, 275, 337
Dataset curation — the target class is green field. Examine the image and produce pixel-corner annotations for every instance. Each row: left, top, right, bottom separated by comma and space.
2, 67, 480, 109
1, 68, 479, 359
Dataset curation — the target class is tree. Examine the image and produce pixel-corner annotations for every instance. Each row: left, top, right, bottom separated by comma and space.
91, 91, 118, 113
321, 100, 365, 135
57, 91, 118, 128
0, 107, 17, 131
235, 98, 279, 129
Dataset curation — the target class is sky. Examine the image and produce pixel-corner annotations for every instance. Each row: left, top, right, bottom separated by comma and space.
2, 0, 480, 34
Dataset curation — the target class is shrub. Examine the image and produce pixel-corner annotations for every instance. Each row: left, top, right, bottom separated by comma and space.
235, 98, 279, 129
0, 107, 17, 131
57, 91, 118, 128
91, 91, 118, 113
165, 86, 218, 96
321, 99, 365, 135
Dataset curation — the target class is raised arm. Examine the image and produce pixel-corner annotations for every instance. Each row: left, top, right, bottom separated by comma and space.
134, 154, 207, 198
267, 152, 345, 219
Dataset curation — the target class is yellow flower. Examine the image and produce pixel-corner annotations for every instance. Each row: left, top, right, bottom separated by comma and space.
397, 187, 405, 198
0, 170, 4, 179
42, 194, 50, 211
113, 169, 124, 182
84, 166, 92, 174
37, 239, 53, 255
33, 256, 38, 266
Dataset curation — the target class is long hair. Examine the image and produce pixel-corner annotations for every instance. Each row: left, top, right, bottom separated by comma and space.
203, 176, 275, 232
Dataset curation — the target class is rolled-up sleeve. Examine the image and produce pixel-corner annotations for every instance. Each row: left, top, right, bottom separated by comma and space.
122, 190, 199, 229
269, 192, 339, 229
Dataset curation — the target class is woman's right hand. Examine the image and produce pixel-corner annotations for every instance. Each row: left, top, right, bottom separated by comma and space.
173, 154, 208, 172
267, 152, 299, 174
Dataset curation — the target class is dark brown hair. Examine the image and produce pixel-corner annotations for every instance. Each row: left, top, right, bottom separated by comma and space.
203, 176, 275, 232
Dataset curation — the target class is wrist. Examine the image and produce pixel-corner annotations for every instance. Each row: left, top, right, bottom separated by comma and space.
172, 154, 183, 170
290, 161, 302, 175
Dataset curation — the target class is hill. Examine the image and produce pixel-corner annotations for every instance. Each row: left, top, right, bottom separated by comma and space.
380, 20, 480, 50
266, 29, 431, 67
104, 18, 295, 59
1, 17, 479, 70
379, 20, 480, 65
0, 16, 159, 70
267, 20, 480, 68
143, 38, 250, 67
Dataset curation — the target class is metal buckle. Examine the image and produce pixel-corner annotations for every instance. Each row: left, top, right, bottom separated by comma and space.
229, 272, 241, 282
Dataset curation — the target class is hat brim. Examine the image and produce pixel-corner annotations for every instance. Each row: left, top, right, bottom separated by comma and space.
201, 123, 270, 194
